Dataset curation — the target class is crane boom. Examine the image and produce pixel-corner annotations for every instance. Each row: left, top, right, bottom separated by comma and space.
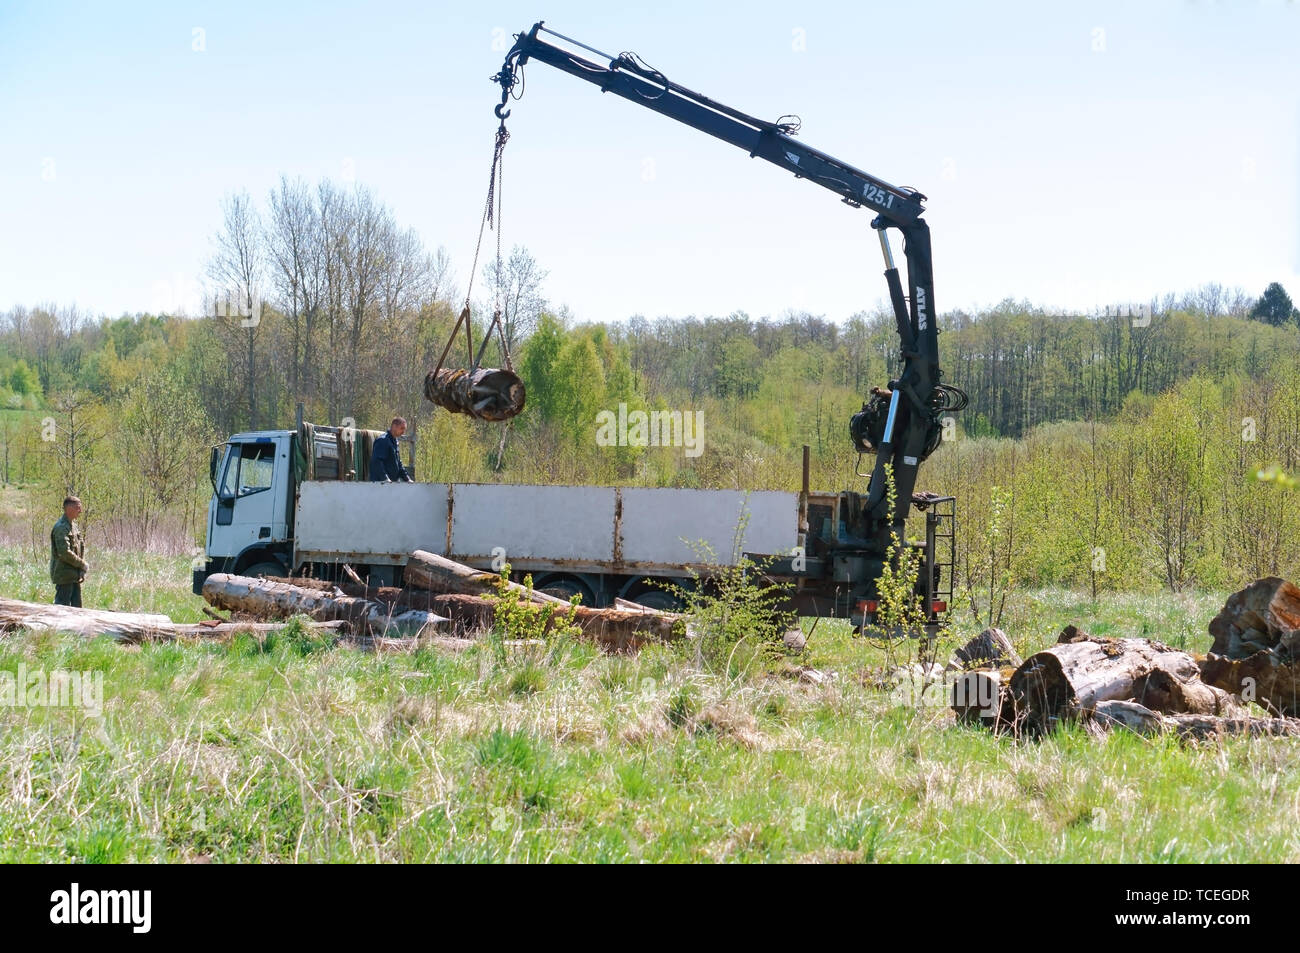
492, 22, 963, 620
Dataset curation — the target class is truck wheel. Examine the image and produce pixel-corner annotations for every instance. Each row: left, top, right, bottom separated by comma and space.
242, 561, 285, 580
537, 577, 593, 605
629, 589, 683, 612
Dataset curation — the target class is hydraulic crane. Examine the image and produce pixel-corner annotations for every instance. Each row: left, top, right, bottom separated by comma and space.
491, 22, 966, 626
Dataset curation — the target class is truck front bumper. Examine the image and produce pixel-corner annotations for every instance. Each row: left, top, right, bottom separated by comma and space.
192, 560, 221, 596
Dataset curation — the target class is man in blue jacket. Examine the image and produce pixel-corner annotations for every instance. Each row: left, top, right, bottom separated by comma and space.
370, 416, 413, 482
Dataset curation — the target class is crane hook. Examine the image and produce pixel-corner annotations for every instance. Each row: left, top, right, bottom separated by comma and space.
492, 62, 518, 121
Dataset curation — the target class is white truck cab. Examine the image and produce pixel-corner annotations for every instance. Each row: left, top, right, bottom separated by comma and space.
200, 430, 298, 585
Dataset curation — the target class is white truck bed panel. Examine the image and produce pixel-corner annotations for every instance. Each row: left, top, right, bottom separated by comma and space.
295, 481, 798, 572
618, 488, 798, 566
450, 484, 617, 562
297, 481, 447, 558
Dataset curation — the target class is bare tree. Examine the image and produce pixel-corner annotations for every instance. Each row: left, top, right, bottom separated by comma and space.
338, 187, 395, 415
265, 176, 324, 401
208, 190, 264, 428
482, 244, 548, 356
48, 391, 109, 495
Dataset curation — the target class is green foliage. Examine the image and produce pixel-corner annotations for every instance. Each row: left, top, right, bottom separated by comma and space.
1249, 281, 1298, 327
875, 466, 929, 635
8, 284, 1300, 592
518, 312, 566, 422
961, 484, 1017, 627
7, 360, 40, 398
490, 566, 582, 650
659, 514, 797, 675
1255, 465, 1299, 490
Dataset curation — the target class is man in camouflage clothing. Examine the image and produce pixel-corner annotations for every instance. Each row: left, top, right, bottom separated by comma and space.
50, 495, 88, 607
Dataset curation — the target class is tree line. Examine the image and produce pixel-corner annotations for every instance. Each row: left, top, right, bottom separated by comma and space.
2, 179, 1299, 594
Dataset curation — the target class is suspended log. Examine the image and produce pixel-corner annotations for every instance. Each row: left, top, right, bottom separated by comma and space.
424, 367, 525, 422
0, 596, 344, 644
202, 573, 446, 637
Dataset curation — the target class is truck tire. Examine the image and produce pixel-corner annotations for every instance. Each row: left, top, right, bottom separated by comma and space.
628, 589, 683, 612
242, 561, 286, 580
537, 577, 594, 606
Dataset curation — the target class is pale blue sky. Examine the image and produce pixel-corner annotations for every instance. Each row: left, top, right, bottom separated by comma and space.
1, 0, 1297, 324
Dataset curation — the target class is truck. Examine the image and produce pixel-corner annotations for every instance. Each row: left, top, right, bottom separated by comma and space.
194, 22, 967, 629
193, 421, 954, 622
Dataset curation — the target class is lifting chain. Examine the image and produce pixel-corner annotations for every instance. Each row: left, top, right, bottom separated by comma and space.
434, 119, 513, 377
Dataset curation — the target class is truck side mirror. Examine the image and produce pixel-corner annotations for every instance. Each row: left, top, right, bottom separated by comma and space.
209, 446, 220, 490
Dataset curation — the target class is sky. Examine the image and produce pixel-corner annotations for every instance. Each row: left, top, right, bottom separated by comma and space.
1, 0, 1298, 326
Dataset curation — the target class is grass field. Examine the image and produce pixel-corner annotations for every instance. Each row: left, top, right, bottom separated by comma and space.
1, 544, 1297, 863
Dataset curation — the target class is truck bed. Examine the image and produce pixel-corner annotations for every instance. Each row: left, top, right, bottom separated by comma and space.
294, 481, 798, 575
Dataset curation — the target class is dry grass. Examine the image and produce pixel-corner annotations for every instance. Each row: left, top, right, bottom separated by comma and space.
1, 544, 1298, 862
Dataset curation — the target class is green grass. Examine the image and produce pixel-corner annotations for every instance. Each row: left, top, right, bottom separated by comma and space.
1, 545, 1296, 862
0, 543, 206, 622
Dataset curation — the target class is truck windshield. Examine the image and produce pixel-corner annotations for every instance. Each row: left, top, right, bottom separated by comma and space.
220, 443, 275, 498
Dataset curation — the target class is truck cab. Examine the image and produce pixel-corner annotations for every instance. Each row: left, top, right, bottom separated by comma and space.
196, 430, 298, 591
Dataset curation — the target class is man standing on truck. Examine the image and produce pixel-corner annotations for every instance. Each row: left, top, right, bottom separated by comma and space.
370, 416, 413, 483
50, 495, 89, 607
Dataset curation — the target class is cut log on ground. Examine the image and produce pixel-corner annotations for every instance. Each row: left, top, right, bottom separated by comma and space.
424, 367, 525, 422
405, 550, 568, 604
1200, 652, 1300, 718
258, 572, 682, 652
950, 669, 1013, 730
1199, 578, 1300, 716
403, 550, 682, 650
949, 627, 1021, 670
1090, 700, 1300, 741
415, 590, 678, 652
0, 596, 345, 644
1006, 626, 1239, 735
1093, 699, 1167, 736
1164, 712, 1300, 741
1207, 577, 1300, 657
202, 574, 446, 637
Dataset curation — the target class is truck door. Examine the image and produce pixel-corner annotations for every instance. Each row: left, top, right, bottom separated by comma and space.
213, 437, 289, 559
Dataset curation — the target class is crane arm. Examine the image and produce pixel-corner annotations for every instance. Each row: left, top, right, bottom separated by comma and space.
492, 22, 951, 553
494, 23, 925, 224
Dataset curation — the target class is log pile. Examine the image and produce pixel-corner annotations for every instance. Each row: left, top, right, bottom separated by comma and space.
1197, 577, 1300, 717
404, 550, 684, 651
201, 573, 446, 640
952, 621, 1300, 742
194, 551, 684, 652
